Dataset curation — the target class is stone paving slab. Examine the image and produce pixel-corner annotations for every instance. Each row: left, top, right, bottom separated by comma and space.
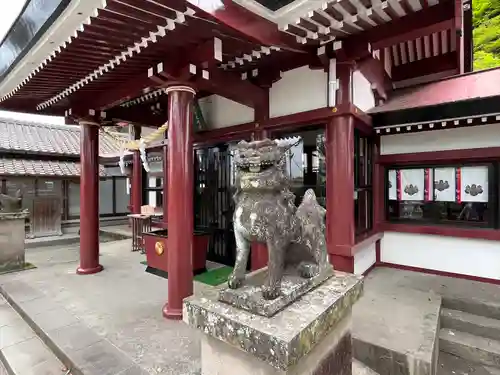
0, 295, 65, 375
353, 270, 442, 375
0, 240, 207, 374
0, 280, 145, 375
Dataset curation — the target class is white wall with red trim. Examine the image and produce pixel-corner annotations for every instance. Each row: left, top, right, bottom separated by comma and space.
354, 241, 377, 274
269, 66, 327, 118
379, 124, 500, 281
381, 232, 500, 281
352, 70, 376, 113
381, 123, 500, 155
198, 95, 254, 129
198, 66, 330, 128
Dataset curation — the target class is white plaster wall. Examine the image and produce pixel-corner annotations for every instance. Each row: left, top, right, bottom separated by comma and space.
198, 95, 254, 129
354, 242, 377, 275
352, 70, 376, 113
381, 232, 500, 280
270, 66, 327, 118
381, 123, 500, 155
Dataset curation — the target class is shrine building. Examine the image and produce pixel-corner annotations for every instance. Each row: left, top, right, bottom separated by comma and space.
1, 0, 496, 320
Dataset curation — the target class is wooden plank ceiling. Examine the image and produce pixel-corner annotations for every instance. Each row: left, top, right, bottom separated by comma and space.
0, 0, 459, 117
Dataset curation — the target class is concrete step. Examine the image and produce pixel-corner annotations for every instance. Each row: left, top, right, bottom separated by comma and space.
0, 281, 146, 375
438, 352, 500, 375
353, 359, 380, 375
440, 328, 500, 368
441, 308, 500, 342
0, 296, 67, 375
443, 296, 500, 321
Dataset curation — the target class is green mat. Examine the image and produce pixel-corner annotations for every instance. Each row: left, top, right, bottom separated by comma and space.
141, 261, 233, 286
195, 266, 233, 286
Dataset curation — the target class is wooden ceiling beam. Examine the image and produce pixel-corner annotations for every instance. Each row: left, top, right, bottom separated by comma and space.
391, 51, 457, 81
197, 1, 307, 53
366, 1, 454, 48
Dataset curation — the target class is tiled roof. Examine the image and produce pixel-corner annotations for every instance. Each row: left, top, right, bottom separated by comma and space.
0, 159, 106, 177
369, 68, 500, 114
0, 118, 124, 155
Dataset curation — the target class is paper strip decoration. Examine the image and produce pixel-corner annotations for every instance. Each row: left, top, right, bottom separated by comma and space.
460, 166, 489, 202
424, 168, 433, 201
388, 169, 397, 200
400, 168, 424, 201
434, 167, 456, 202
397, 170, 402, 200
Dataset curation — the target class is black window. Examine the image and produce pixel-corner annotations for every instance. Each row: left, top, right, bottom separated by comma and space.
253, 0, 296, 11
354, 131, 374, 235
386, 164, 497, 228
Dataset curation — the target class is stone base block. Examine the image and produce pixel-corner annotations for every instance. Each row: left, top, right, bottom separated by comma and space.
184, 272, 363, 374
201, 315, 352, 375
0, 213, 27, 272
218, 266, 335, 317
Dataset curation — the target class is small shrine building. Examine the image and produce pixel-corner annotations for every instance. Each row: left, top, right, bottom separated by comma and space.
1, 0, 494, 320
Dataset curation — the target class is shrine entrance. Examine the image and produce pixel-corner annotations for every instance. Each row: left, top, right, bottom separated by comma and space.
194, 144, 236, 266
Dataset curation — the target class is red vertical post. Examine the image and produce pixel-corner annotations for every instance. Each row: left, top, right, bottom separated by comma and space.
163, 85, 196, 320
251, 91, 270, 271
77, 121, 103, 275
325, 62, 356, 273
454, 0, 464, 74
162, 141, 168, 225
131, 126, 142, 214
373, 137, 383, 231
326, 116, 355, 271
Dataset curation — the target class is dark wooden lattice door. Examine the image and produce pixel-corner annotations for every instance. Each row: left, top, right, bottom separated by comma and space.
194, 145, 236, 266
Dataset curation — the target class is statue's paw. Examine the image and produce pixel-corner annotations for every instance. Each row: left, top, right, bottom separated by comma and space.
298, 262, 319, 279
262, 285, 281, 300
227, 274, 244, 289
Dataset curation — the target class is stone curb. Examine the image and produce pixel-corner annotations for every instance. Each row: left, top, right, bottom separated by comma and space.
0, 350, 15, 375
0, 286, 84, 375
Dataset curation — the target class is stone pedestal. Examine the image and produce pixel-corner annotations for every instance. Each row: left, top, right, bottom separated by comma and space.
184, 269, 363, 375
0, 212, 28, 272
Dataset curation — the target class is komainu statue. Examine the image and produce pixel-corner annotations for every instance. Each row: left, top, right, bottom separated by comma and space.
229, 139, 329, 300
0, 189, 24, 213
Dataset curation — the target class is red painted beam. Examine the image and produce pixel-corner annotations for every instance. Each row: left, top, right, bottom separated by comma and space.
454, 0, 464, 74
372, 20, 454, 51
356, 56, 391, 100
203, 1, 307, 53
106, 102, 168, 127
391, 52, 457, 82
345, 1, 455, 58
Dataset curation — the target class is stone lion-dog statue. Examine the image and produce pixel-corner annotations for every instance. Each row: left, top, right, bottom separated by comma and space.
229, 138, 329, 300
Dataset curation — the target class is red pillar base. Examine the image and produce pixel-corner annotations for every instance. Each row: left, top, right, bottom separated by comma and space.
329, 254, 354, 273
76, 264, 104, 275
251, 243, 268, 271
162, 303, 183, 320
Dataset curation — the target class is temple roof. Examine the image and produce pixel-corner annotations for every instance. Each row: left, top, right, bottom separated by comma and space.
0, 158, 106, 177
0, 118, 124, 156
369, 68, 500, 114
0, 0, 471, 118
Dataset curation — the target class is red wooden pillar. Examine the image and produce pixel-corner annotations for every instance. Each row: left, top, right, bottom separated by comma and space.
131, 126, 142, 213
250, 91, 270, 271
77, 121, 103, 275
326, 115, 355, 271
326, 62, 356, 273
162, 138, 168, 225
162, 85, 196, 320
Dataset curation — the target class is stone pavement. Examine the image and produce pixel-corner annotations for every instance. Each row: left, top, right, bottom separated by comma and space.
0, 295, 66, 375
0, 240, 212, 375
